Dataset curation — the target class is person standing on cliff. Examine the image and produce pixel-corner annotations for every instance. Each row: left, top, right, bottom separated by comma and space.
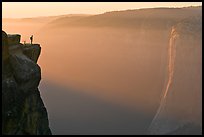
30, 35, 33, 44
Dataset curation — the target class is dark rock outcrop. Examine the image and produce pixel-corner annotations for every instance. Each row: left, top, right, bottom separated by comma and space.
2, 31, 52, 135
2, 31, 9, 62
7, 34, 21, 45
22, 44, 41, 63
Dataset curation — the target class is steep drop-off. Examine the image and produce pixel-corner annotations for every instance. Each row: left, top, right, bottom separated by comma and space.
148, 15, 202, 135
2, 31, 52, 135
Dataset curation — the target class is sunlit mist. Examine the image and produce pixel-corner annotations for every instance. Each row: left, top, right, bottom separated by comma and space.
2, 2, 202, 135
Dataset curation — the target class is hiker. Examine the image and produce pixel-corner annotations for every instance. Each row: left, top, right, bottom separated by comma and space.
30, 35, 33, 44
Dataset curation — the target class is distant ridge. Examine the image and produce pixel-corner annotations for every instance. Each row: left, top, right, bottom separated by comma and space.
42, 6, 201, 29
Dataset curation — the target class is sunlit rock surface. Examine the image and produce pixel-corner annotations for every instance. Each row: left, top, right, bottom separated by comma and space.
2, 31, 51, 135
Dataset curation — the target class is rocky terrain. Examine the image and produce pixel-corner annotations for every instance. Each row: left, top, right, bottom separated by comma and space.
2, 31, 51, 135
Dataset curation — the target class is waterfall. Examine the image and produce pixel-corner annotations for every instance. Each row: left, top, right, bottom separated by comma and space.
163, 27, 178, 99
148, 27, 179, 133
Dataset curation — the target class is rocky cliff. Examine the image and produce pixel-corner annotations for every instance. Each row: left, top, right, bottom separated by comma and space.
2, 31, 52, 135
148, 15, 202, 135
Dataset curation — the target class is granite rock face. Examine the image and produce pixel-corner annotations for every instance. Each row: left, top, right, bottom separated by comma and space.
148, 16, 202, 135
2, 31, 52, 135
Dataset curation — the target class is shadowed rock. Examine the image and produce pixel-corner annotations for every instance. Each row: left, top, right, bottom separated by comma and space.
22, 44, 41, 63
8, 34, 21, 45
2, 31, 9, 62
2, 31, 51, 135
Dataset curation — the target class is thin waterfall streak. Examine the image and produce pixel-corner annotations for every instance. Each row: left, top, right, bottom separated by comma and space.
163, 30, 177, 99
148, 27, 178, 131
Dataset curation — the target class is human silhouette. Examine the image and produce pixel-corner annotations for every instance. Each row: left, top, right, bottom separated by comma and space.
30, 35, 33, 44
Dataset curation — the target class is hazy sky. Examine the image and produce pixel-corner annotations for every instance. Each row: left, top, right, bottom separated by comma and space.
2, 2, 202, 18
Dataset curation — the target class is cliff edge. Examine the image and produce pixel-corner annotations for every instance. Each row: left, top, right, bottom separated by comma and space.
2, 30, 52, 135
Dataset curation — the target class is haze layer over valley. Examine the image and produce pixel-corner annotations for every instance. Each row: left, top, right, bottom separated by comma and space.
2, 6, 202, 135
